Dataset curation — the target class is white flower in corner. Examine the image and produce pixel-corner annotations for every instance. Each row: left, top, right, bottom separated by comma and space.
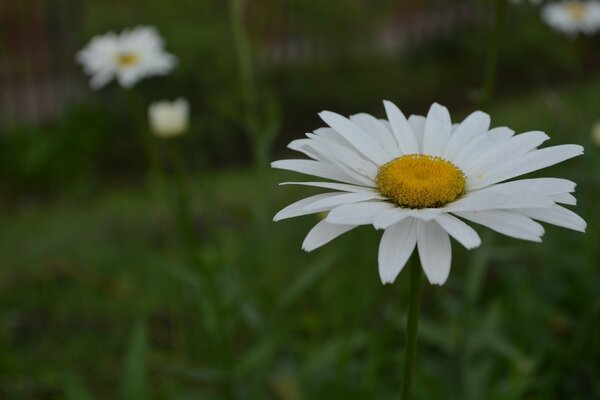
541, 0, 600, 36
76, 26, 177, 89
272, 101, 586, 286
148, 98, 189, 138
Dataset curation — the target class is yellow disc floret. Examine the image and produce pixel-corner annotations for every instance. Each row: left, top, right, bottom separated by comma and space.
116, 52, 140, 68
376, 154, 465, 209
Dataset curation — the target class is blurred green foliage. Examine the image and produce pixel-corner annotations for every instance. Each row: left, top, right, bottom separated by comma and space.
0, 0, 599, 399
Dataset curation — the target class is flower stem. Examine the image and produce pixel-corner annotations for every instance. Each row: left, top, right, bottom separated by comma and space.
401, 259, 423, 400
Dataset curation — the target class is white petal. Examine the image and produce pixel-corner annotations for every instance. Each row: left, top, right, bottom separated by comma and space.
349, 113, 400, 159
515, 205, 586, 232
417, 220, 452, 285
551, 193, 576, 205
89, 70, 114, 89
271, 159, 366, 186
468, 144, 584, 190
434, 213, 481, 249
302, 220, 357, 252
273, 193, 342, 221
280, 181, 375, 193
378, 219, 418, 284
453, 210, 544, 242
442, 111, 491, 160
373, 208, 442, 230
318, 111, 388, 164
444, 190, 553, 212
383, 100, 419, 154
303, 134, 378, 183
463, 131, 549, 179
327, 201, 395, 225
450, 127, 514, 169
303, 192, 382, 211
408, 115, 426, 152
482, 178, 576, 196
422, 103, 452, 156
373, 207, 412, 229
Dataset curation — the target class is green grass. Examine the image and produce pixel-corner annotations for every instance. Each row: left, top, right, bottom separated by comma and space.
1, 79, 600, 399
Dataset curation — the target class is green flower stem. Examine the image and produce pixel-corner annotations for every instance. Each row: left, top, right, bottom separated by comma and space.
402, 259, 424, 400
164, 140, 234, 398
166, 139, 199, 264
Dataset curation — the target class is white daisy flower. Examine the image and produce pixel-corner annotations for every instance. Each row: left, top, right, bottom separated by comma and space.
148, 98, 189, 138
272, 101, 586, 286
76, 26, 177, 89
541, 0, 600, 36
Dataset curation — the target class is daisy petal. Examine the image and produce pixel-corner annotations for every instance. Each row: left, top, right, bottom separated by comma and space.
463, 131, 550, 178
274, 193, 342, 221
350, 113, 400, 159
378, 219, 418, 284
515, 205, 586, 232
271, 159, 366, 185
469, 144, 584, 190
422, 103, 452, 156
445, 190, 553, 212
483, 177, 576, 196
327, 201, 395, 225
408, 115, 426, 152
303, 192, 382, 211
551, 193, 576, 205
451, 127, 514, 169
373, 208, 412, 230
302, 220, 356, 252
434, 213, 481, 249
442, 111, 490, 160
417, 220, 452, 285
318, 111, 388, 164
383, 100, 419, 154
454, 210, 544, 242
280, 181, 375, 193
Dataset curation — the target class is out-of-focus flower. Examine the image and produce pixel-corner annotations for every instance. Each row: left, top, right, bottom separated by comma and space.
148, 98, 189, 138
591, 121, 600, 147
509, 0, 543, 6
273, 101, 586, 286
541, 0, 600, 36
76, 26, 177, 89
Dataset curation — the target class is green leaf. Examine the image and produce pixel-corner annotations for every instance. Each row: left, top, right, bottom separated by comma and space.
63, 374, 96, 400
121, 320, 149, 400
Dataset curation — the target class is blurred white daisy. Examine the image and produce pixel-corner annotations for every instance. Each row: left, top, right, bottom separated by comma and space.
148, 98, 189, 138
76, 26, 177, 89
541, 0, 600, 36
591, 121, 600, 147
273, 101, 585, 285
509, 0, 543, 6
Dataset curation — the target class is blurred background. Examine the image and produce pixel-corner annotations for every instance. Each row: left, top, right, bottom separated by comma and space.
1, 0, 599, 399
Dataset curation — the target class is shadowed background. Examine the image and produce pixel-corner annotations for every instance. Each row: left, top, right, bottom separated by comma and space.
0, 0, 599, 399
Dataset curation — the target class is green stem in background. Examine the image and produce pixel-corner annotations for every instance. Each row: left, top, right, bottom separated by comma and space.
166, 139, 199, 264
401, 259, 423, 400
164, 139, 235, 399
228, 0, 280, 259
126, 90, 162, 189
481, 0, 507, 108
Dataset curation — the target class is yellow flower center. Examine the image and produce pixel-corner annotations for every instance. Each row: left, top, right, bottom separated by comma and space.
566, 2, 586, 20
116, 52, 140, 68
376, 154, 466, 209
